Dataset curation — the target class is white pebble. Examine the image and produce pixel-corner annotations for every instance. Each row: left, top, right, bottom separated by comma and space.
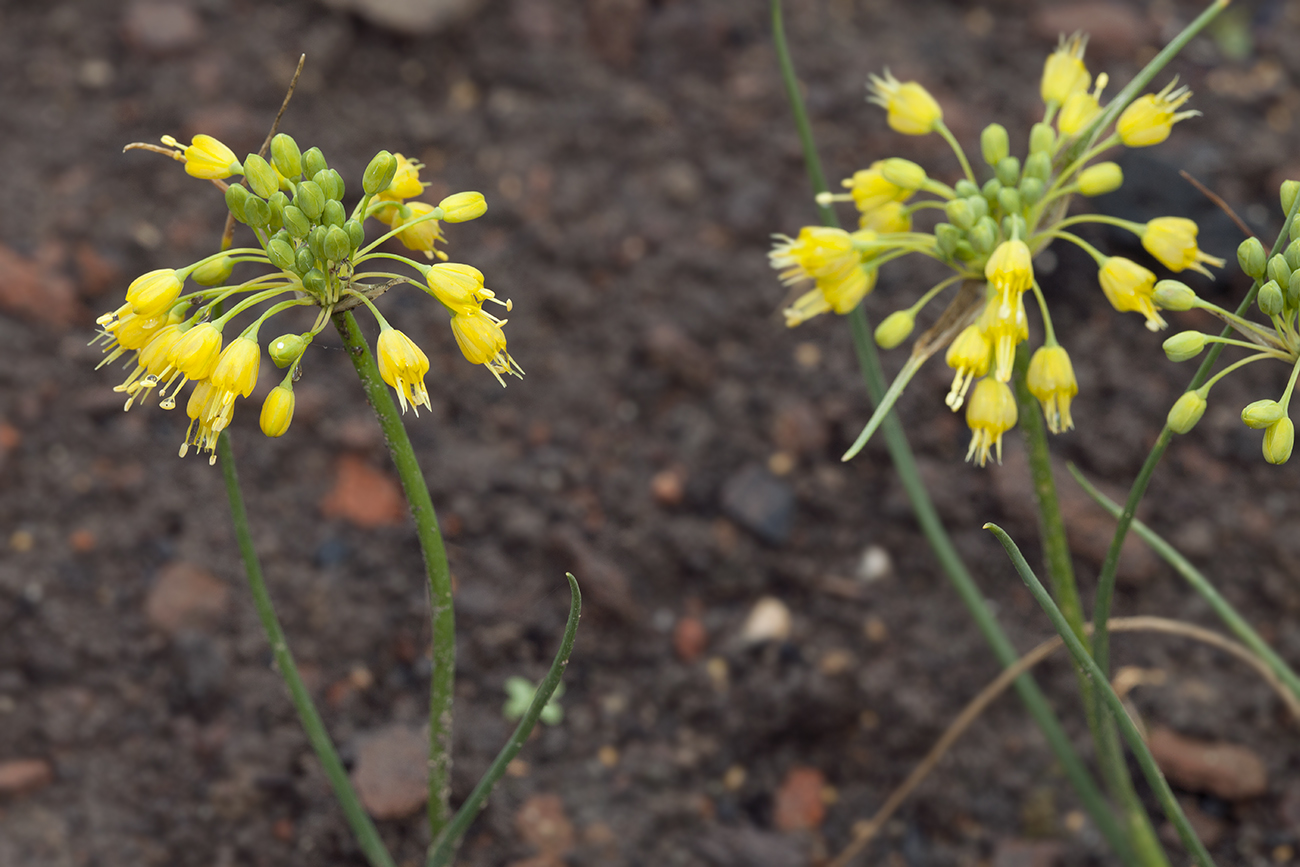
856, 545, 893, 583
741, 596, 792, 644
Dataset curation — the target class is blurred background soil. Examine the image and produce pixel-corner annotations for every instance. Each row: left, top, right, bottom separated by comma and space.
2, 0, 1300, 864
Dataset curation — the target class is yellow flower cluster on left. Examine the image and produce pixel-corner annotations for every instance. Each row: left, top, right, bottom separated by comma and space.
95, 132, 507, 465
770, 32, 1222, 467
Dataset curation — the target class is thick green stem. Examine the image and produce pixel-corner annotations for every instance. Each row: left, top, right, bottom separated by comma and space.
1012, 348, 1168, 866
332, 311, 455, 838
427, 574, 583, 867
988, 525, 1218, 867
217, 431, 396, 867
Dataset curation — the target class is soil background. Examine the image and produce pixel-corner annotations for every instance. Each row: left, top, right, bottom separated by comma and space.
2, 0, 1300, 865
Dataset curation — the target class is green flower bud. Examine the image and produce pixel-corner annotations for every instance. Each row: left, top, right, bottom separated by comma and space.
268, 191, 289, 226
966, 195, 989, 220
1264, 417, 1295, 464
969, 216, 998, 254
1029, 122, 1055, 155
1288, 272, 1300, 309
302, 146, 328, 180
1285, 239, 1300, 271
294, 246, 315, 275
997, 186, 1022, 215
935, 222, 961, 257
243, 196, 271, 229
944, 198, 975, 230
283, 205, 311, 239
874, 310, 915, 349
1167, 390, 1207, 434
322, 199, 346, 229
437, 191, 488, 223
266, 238, 296, 271
1291, 214, 1300, 244
325, 169, 346, 202
363, 150, 398, 196
953, 240, 976, 261
311, 168, 341, 202
269, 333, 310, 368
1023, 151, 1051, 182
224, 182, 251, 223
1282, 179, 1300, 217
307, 225, 326, 260
1259, 279, 1285, 316
981, 178, 1002, 202
954, 179, 980, 198
1018, 177, 1044, 206
1001, 214, 1026, 241
995, 156, 1021, 187
294, 181, 326, 221
191, 255, 234, 287
1162, 330, 1207, 362
302, 267, 327, 296
323, 225, 351, 261
879, 158, 926, 191
1152, 279, 1197, 311
271, 134, 303, 181
981, 123, 1009, 166
1242, 399, 1285, 430
243, 153, 279, 199
345, 218, 365, 250
1268, 254, 1291, 289
1078, 162, 1123, 196
1238, 237, 1267, 280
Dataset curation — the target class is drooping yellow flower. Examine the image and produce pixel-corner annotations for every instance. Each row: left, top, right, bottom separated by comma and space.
867, 70, 943, 136
859, 200, 912, 233
392, 202, 449, 261
170, 322, 225, 381
376, 327, 432, 414
209, 336, 262, 410
260, 384, 295, 438
426, 263, 491, 313
945, 324, 991, 411
984, 291, 1029, 383
180, 380, 233, 465
1026, 344, 1078, 434
1057, 73, 1107, 136
114, 322, 186, 409
1141, 217, 1225, 277
771, 226, 876, 325
92, 307, 168, 368
1098, 256, 1166, 331
985, 239, 1034, 300
449, 307, 525, 386
1041, 33, 1091, 105
161, 134, 242, 180
126, 269, 183, 318
783, 268, 875, 327
1116, 80, 1198, 147
965, 377, 1017, 467
843, 162, 913, 213
380, 153, 427, 201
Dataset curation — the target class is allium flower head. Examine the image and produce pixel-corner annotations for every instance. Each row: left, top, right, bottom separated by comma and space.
1098, 256, 1166, 331
965, 378, 1017, 467
1141, 217, 1225, 277
1116, 80, 1198, 147
1041, 33, 1091, 105
867, 70, 943, 136
1027, 345, 1078, 434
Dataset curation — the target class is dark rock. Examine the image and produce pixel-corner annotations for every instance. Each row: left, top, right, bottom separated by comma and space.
721, 464, 794, 545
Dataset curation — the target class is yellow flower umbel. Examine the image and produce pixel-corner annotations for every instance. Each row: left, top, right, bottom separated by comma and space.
944, 324, 991, 411
1041, 33, 1090, 106
1141, 217, 1225, 277
377, 327, 433, 415
1116, 80, 1198, 147
965, 378, 1017, 467
1099, 256, 1166, 331
1027, 344, 1078, 434
160, 134, 242, 179
867, 70, 943, 136
770, 227, 873, 326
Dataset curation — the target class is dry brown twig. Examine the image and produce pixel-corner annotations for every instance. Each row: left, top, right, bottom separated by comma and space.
827, 615, 1300, 867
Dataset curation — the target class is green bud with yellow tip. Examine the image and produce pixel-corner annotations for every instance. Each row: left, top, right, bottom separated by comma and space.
1167, 390, 1207, 434
1242, 399, 1285, 430
874, 310, 915, 349
1153, 279, 1197, 311
1263, 417, 1295, 464
437, 191, 488, 223
192, 255, 234, 287
1162, 330, 1206, 362
268, 333, 310, 368
981, 123, 1009, 166
1238, 237, 1267, 280
363, 150, 398, 196
243, 153, 279, 199
1078, 162, 1123, 196
270, 134, 302, 181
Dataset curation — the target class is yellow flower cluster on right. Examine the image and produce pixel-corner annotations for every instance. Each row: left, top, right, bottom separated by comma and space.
93, 132, 511, 465
769, 32, 1221, 466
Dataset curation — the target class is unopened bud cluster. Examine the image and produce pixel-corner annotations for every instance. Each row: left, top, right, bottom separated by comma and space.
93, 131, 512, 465
770, 32, 1219, 466
1159, 187, 1300, 464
